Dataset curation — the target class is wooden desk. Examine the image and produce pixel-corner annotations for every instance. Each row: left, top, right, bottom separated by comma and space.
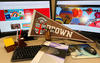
0, 35, 100, 63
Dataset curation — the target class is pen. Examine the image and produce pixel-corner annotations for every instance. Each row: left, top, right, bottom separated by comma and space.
19, 29, 22, 39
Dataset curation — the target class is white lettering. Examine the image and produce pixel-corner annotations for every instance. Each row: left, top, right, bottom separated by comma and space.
50, 26, 55, 32
47, 25, 52, 29
55, 27, 60, 34
47, 25, 56, 32
38, 17, 47, 22
51, 26, 56, 30
60, 29, 67, 36
47, 25, 73, 38
66, 31, 73, 38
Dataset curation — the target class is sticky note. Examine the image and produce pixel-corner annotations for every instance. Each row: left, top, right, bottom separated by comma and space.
3, 38, 15, 47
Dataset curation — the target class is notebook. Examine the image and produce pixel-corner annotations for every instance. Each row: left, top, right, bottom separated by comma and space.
31, 41, 69, 63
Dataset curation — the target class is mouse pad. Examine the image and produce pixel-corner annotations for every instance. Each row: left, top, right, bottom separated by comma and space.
69, 44, 100, 59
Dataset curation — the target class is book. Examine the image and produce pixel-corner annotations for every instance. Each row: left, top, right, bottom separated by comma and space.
31, 41, 69, 63
69, 44, 100, 59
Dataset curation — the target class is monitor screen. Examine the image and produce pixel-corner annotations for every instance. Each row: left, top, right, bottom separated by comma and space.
55, 0, 100, 33
0, 0, 51, 36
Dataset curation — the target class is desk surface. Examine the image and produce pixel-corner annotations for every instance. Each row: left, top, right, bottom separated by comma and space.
0, 35, 100, 63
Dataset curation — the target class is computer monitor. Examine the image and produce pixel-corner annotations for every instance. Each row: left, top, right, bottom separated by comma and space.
55, 0, 100, 41
0, 0, 51, 37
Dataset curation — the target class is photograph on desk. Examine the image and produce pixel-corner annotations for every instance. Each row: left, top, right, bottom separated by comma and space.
28, 10, 93, 42
31, 41, 69, 63
69, 44, 100, 59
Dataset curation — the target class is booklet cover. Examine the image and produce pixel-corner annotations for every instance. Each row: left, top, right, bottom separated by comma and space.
31, 41, 69, 63
69, 44, 100, 59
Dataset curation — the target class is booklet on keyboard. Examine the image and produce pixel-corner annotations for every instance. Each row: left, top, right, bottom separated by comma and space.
31, 41, 69, 63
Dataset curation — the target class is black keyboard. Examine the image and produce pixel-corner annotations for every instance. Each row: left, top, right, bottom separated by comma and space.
11, 45, 42, 62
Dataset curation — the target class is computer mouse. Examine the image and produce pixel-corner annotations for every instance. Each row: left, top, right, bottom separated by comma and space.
83, 46, 97, 55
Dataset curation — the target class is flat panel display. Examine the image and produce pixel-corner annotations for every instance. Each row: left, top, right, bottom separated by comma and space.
55, 0, 100, 33
0, 0, 51, 36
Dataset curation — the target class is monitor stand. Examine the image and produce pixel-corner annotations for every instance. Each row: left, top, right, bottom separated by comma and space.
21, 30, 34, 41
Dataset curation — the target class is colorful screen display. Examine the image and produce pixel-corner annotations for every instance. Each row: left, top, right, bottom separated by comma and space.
56, 1, 100, 33
0, 1, 51, 33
